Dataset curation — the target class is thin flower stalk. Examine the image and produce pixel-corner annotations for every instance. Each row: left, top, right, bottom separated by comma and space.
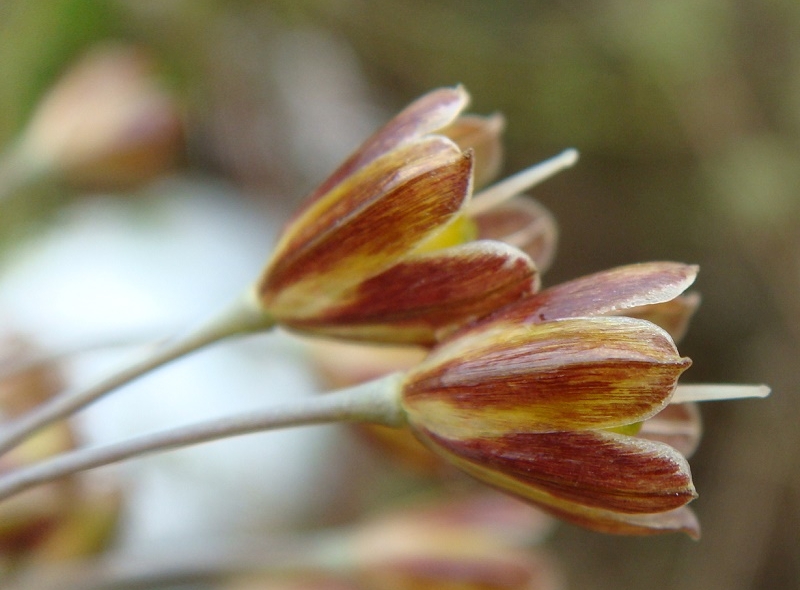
0, 295, 273, 456
0, 375, 403, 502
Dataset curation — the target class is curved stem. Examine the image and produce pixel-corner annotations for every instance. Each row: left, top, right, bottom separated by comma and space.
0, 294, 274, 456
0, 373, 404, 502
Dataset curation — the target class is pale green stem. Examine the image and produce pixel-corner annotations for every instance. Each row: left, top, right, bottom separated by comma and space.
0, 293, 274, 456
0, 373, 404, 502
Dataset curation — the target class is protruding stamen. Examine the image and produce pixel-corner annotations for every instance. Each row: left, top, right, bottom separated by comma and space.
468, 148, 579, 216
671, 384, 771, 404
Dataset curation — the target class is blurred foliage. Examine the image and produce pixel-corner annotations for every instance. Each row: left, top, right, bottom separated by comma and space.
0, 0, 798, 589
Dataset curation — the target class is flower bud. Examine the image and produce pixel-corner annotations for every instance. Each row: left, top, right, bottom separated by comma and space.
347, 494, 562, 590
255, 87, 540, 345
15, 43, 182, 190
399, 316, 698, 536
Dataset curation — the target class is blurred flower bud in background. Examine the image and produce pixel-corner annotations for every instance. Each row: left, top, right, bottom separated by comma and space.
224, 493, 562, 590
0, 334, 63, 418
344, 494, 562, 590
7, 42, 183, 193
0, 331, 120, 573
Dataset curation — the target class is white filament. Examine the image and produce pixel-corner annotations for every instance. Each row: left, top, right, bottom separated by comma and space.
671, 384, 771, 403
468, 148, 579, 216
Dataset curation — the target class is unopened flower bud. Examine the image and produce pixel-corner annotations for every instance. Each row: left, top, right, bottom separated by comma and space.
14, 43, 182, 190
254, 86, 542, 345
399, 314, 698, 537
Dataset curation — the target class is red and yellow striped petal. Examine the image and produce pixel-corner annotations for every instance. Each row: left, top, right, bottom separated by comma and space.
291, 86, 470, 219
415, 429, 696, 516
259, 144, 473, 320
284, 241, 537, 345
487, 262, 698, 325
472, 197, 558, 273
402, 317, 690, 436
265, 136, 466, 285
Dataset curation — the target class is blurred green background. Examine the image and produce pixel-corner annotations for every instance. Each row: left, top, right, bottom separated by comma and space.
0, 1, 798, 588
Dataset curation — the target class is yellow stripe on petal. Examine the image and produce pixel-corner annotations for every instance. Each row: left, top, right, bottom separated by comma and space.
605, 422, 643, 436
402, 317, 690, 436
413, 213, 479, 253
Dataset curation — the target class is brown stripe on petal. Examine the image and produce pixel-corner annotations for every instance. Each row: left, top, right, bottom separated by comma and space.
291, 241, 536, 345
260, 151, 473, 319
402, 317, 690, 434
291, 86, 469, 219
489, 262, 698, 324
419, 429, 696, 514
473, 197, 558, 273
265, 137, 463, 282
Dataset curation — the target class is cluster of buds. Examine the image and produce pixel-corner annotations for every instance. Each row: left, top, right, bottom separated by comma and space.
0, 79, 766, 552
275, 86, 759, 537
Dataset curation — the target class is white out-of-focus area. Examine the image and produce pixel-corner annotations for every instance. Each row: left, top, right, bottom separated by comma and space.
0, 178, 352, 548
